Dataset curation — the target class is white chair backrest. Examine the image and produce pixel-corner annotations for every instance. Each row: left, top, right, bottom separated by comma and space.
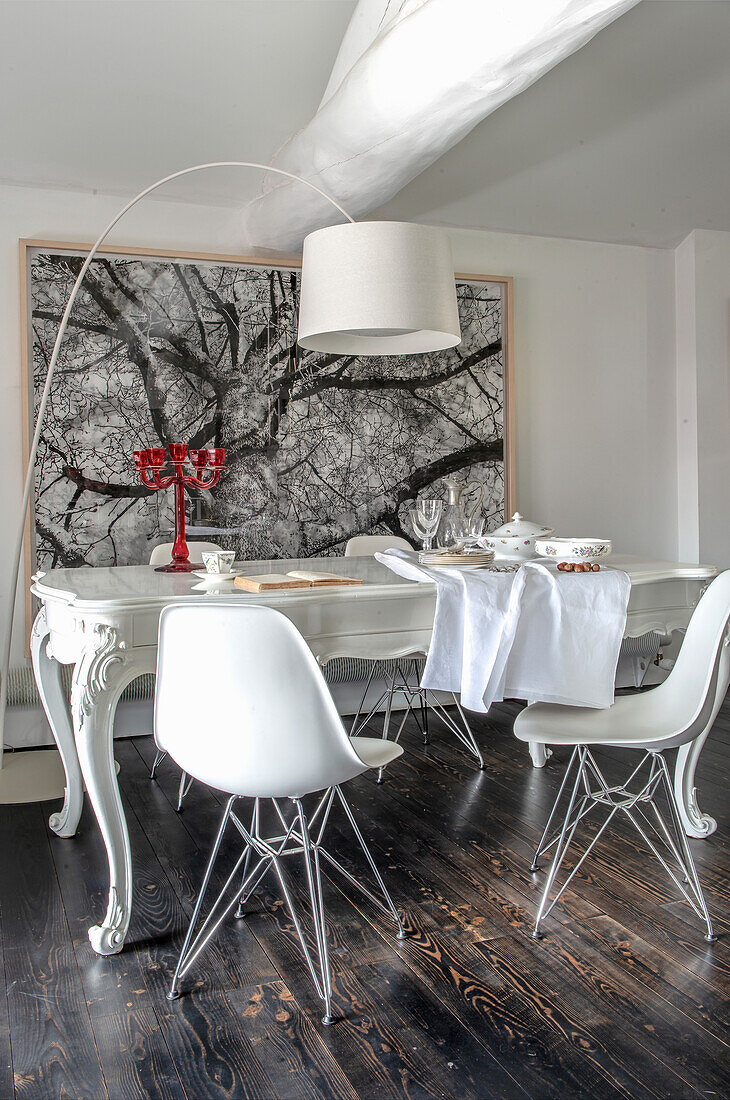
154, 604, 369, 799
652, 570, 730, 745
345, 534, 412, 557
149, 541, 223, 566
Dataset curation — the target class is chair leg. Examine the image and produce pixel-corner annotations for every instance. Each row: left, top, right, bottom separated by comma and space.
350, 661, 380, 737
418, 690, 484, 768
530, 746, 581, 871
532, 747, 594, 939
376, 665, 398, 784
150, 749, 167, 780
294, 799, 334, 1025
450, 693, 485, 769
330, 786, 406, 939
655, 755, 716, 942
176, 771, 194, 812
417, 662, 430, 745
530, 747, 718, 944
168, 796, 237, 1000
168, 788, 406, 1026
235, 800, 258, 918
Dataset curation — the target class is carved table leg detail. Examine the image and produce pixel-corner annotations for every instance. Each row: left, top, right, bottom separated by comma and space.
31, 607, 84, 838
675, 737, 717, 839
71, 624, 132, 954
528, 742, 553, 768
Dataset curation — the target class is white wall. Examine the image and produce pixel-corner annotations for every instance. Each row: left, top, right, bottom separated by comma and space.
446, 227, 677, 556
0, 181, 679, 669
675, 228, 730, 568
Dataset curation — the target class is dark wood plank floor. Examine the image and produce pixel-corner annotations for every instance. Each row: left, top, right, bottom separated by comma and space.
1, 697, 728, 1100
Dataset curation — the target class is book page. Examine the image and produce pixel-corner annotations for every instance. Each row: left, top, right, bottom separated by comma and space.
287, 570, 362, 585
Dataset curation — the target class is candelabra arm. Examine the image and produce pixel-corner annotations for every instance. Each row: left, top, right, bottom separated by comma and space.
185, 469, 224, 491
139, 469, 173, 491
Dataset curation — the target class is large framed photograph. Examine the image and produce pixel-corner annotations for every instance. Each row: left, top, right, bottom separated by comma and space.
21, 239, 514, 579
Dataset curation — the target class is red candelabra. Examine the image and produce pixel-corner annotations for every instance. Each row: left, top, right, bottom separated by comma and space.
133, 444, 226, 572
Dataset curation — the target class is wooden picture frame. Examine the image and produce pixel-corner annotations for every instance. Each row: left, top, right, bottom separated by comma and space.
20, 238, 514, 641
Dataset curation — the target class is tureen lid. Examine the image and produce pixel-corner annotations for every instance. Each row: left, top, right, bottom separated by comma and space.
491, 511, 553, 538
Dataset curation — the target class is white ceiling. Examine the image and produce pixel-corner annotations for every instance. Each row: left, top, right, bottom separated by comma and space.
376, 0, 730, 248
0, 0, 356, 206
1, 0, 728, 248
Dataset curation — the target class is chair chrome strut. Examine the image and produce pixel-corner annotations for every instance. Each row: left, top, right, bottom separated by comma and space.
168, 787, 406, 1025
150, 749, 192, 812
350, 658, 484, 780
529, 746, 717, 942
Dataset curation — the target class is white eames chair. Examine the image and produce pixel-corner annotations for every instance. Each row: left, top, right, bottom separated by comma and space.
345, 534, 413, 557
345, 535, 484, 777
154, 603, 406, 1025
514, 569, 730, 943
149, 541, 223, 804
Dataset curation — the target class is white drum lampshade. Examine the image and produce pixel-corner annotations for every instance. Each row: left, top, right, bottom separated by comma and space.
297, 221, 461, 355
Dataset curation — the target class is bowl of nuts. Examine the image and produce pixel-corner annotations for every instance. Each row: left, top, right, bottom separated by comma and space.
534, 537, 612, 566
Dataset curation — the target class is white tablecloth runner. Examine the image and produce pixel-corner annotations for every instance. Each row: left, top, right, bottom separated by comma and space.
376, 550, 631, 712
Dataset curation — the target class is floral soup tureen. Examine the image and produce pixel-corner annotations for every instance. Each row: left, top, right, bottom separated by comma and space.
483, 511, 554, 561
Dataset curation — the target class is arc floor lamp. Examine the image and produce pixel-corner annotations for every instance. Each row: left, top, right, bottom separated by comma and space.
0, 160, 461, 802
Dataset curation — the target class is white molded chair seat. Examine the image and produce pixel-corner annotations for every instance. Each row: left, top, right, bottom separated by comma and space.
514, 689, 705, 750
349, 736, 403, 769
344, 533, 484, 774
155, 602, 407, 1024
514, 569, 730, 942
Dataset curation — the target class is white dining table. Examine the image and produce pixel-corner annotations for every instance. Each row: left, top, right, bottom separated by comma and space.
31, 552, 718, 955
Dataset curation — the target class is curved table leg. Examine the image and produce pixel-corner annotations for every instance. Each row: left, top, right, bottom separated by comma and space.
31, 607, 83, 838
675, 735, 717, 838
71, 624, 132, 955
528, 742, 553, 768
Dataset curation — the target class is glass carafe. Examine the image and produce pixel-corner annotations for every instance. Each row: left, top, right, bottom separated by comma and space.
438, 476, 484, 545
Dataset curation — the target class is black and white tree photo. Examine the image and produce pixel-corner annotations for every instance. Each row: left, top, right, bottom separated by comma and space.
27, 247, 509, 568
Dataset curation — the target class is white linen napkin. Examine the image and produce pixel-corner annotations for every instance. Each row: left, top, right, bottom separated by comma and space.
375, 550, 631, 712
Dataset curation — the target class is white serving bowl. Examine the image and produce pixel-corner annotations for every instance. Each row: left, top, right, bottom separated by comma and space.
535, 537, 612, 564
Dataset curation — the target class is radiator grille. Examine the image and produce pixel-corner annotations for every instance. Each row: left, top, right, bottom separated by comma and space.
8, 657, 422, 707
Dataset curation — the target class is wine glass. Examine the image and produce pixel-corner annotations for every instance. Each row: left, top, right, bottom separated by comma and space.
410, 498, 443, 551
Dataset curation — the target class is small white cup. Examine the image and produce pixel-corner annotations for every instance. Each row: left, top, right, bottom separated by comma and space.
202, 550, 235, 574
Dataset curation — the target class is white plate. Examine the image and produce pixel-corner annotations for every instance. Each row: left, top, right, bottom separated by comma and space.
191, 569, 244, 585
419, 554, 495, 567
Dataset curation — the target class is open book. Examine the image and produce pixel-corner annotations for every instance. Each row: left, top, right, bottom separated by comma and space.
234, 570, 364, 593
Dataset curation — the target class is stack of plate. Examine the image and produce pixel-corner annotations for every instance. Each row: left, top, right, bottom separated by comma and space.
419, 548, 495, 567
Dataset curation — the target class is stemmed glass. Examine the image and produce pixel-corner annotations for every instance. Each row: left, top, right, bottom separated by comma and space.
410, 499, 443, 551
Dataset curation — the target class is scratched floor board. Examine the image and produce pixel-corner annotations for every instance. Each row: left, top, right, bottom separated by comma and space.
240, 891, 527, 1100
1, 694, 728, 1099
382, 723, 730, 941
315, 823, 691, 1099
303, 785, 729, 1094
0, 801, 108, 1100
406, 734, 730, 996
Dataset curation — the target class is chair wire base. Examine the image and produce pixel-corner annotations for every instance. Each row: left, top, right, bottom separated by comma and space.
150, 749, 192, 812
529, 746, 717, 942
350, 659, 484, 781
150, 749, 167, 779
167, 786, 406, 1025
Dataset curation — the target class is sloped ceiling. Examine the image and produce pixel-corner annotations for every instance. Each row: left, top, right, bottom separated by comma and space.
0, 0, 728, 248
374, 0, 730, 247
